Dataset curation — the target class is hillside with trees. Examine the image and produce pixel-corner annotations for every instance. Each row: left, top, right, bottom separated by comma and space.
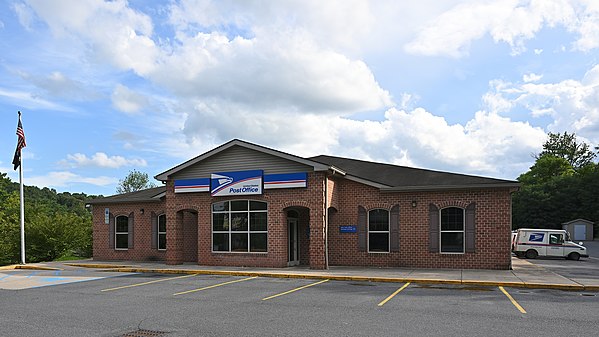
512, 132, 599, 238
0, 172, 98, 265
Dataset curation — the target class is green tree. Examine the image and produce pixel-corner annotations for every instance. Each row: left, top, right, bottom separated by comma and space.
538, 132, 597, 169
0, 172, 94, 265
116, 169, 156, 194
513, 133, 599, 235
518, 155, 574, 185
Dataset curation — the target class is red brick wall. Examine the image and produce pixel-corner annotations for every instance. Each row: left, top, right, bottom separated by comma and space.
163, 172, 326, 268
326, 179, 513, 270
92, 202, 166, 261
92, 172, 513, 270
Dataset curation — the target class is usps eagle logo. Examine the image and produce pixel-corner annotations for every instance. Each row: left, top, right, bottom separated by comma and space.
211, 174, 233, 193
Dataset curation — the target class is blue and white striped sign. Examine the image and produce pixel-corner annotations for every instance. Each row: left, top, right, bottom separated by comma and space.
264, 172, 307, 189
174, 178, 210, 193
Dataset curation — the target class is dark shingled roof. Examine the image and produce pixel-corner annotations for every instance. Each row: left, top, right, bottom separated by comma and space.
86, 186, 166, 204
88, 148, 519, 206
309, 155, 519, 191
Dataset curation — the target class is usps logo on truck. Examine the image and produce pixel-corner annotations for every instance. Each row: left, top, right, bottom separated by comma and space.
211, 170, 263, 197
529, 233, 545, 242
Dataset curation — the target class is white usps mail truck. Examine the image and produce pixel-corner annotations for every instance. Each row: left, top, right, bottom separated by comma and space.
513, 228, 588, 260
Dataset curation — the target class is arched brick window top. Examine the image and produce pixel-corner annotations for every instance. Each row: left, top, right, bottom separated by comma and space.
363, 203, 392, 211
174, 206, 200, 214
282, 200, 311, 209
435, 201, 471, 209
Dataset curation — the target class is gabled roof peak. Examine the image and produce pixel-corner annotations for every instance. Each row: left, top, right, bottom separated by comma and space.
154, 139, 331, 181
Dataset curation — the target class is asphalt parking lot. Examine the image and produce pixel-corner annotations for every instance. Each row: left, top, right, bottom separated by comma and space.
521, 240, 599, 281
1, 271, 598, 337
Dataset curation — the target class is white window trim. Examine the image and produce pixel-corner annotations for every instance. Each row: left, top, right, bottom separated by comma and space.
439, 207, 465, 254
211, 200, 268, 254
115, 215, 128, 251
367, 208, 390, 253
157, 213, 167, 251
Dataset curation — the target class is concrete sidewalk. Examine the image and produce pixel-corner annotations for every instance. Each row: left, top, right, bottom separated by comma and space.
6, 257, 597, 292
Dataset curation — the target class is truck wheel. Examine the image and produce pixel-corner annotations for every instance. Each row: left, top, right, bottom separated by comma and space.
568, 252, 580, 261
525, 249, 538, 259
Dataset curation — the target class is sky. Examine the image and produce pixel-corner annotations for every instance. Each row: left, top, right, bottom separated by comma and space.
1, 0, 598, 196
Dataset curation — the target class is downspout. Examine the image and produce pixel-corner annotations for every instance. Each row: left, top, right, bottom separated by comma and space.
509, 189, 517, 270
324, 173, 329, 269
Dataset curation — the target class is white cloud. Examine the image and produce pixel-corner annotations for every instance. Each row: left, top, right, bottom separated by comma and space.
0, 87, 72, 111
19, 71, 101, 101
26, 171, 117, 188
111, 84, 148, 114
523, 73, 543, 82
176, 98, 546, 179
13, 0, 598, 183
24, 0, 158, 76
570, 0, 599, 51
22, 0, 392, 115
61, 152, 147, 169
404, 0, 599, 57
13, 2, 35, 30
484, 64, 599, 144
150, 30, 392, 114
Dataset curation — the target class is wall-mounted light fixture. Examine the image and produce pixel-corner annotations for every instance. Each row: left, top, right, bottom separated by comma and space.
411, 200, 417, 208
140, 208, 145, 214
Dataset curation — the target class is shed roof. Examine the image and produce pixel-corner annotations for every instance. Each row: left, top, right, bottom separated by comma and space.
562, 218, 594, 225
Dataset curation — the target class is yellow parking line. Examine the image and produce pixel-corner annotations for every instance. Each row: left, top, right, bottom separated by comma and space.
262, 279, 329, 301
101, 273, 198, 292
499, 286, 527, 314
378, 282, 410, 307
173, 276, 258, 296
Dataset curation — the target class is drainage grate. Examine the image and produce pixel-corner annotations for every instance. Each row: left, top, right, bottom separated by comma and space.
580, 293, 596, 297
121, 329, 167, 337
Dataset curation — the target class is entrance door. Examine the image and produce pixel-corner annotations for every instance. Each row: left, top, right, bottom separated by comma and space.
574, 225, 586, 241
288, 218, 299, 266
547, 233, 564, 257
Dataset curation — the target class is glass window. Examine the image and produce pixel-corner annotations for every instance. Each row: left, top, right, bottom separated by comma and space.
213, 233, 229, 251
158, 214, 166, 250
549, 233, 563, 245
368, 209, 389, 253
230, 213, 248, 231
212, 200, 267, 253
440, 207, 464, 253
115, 215, 128, 250
250, 212, 267, 231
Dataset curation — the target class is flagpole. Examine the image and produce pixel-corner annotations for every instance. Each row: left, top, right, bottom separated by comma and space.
18, 111, 26, 265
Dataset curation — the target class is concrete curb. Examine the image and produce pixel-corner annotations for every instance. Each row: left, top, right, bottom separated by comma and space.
0, 264, 62, 271
65, 263, 138, 269
66, 264, 598, 292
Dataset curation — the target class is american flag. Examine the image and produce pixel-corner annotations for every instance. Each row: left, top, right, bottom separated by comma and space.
12, 112, 26, 170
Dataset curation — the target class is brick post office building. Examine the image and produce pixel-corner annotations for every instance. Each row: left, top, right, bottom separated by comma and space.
88, 139, 519, 270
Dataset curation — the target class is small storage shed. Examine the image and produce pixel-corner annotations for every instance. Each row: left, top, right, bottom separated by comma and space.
562, 219, 594, 241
